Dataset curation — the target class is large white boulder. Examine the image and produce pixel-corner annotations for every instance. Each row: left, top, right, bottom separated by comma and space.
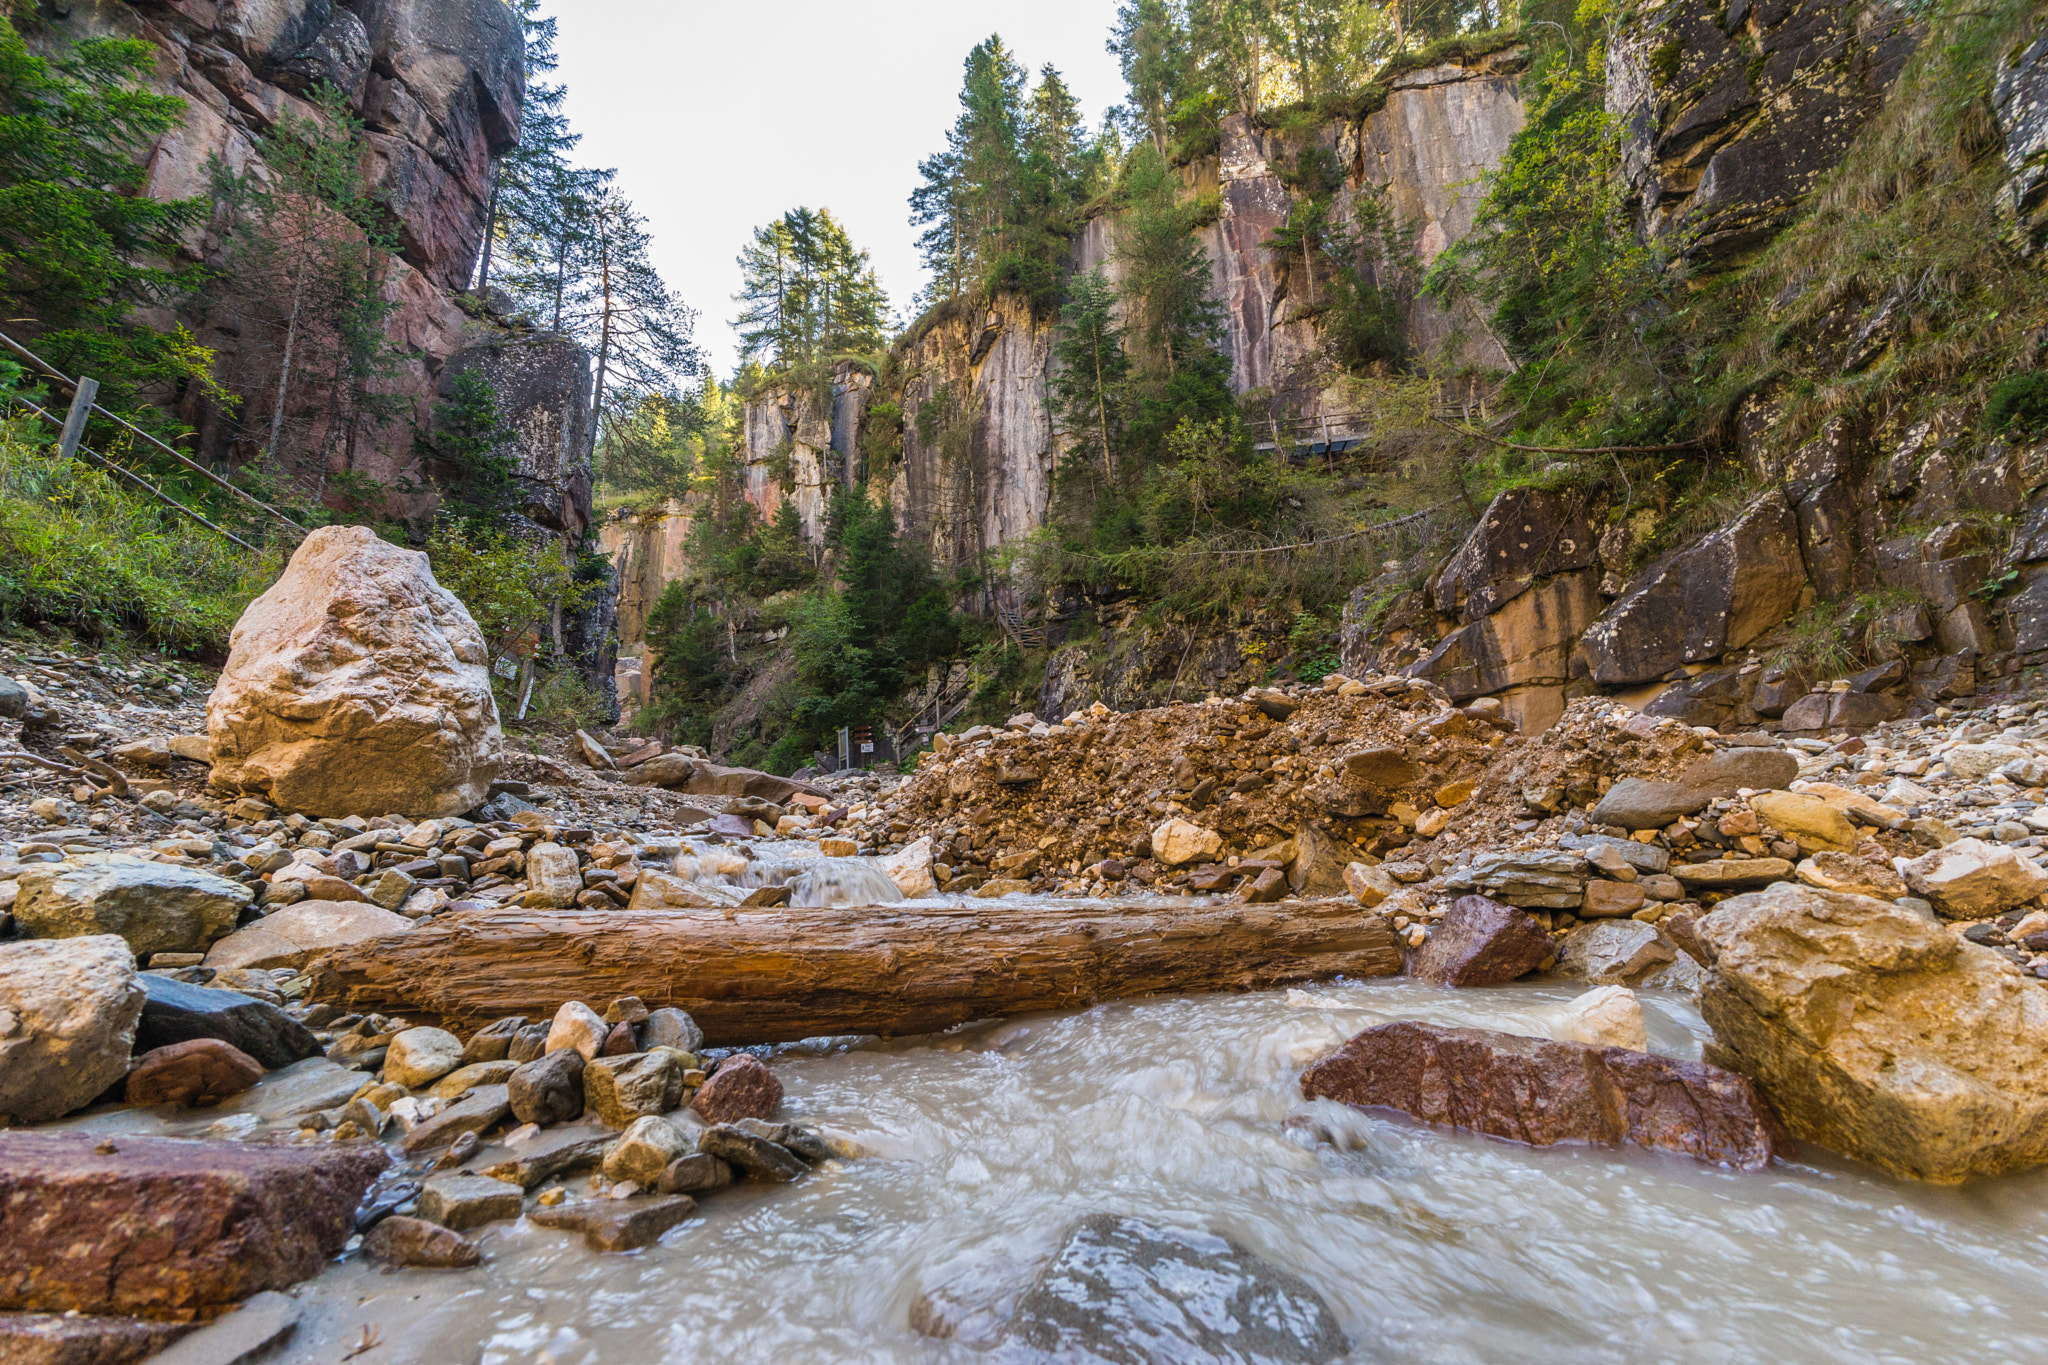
0, 935, 146, 1123
206, 525, 503, 818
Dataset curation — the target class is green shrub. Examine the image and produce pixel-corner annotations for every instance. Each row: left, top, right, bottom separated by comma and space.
1986, 372, 2048, 438
0, 417, 276, 651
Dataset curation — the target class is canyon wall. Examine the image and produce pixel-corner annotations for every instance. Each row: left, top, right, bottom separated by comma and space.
21, 0, 593, 532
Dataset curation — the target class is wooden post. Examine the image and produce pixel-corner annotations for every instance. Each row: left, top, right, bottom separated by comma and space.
55, 377, 97, 465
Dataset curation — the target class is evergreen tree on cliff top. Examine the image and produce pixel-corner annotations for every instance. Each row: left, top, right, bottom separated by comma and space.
734, 207, 888, 367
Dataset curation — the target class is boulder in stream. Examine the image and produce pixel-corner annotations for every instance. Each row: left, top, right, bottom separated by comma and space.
0, 935, 146, 1124
1299, 1020, 1780, 1169
1408, 894, 1556, 986
1699, 882, 2048, 1182
979, 1214, 1348, 1364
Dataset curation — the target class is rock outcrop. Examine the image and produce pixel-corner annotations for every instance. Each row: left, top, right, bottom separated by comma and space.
0, 936, 146, 1124
1698, 883, 2048, 1182
1300, 1020, 1780, 1168
207, 525, 503, 817
1608, 0, 1921, 263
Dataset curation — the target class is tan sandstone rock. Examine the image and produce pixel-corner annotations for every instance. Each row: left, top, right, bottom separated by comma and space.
1902, 837, 2048, 919
206, 525, 503, 818
1700, 883, 2048, 1182
203, 900, 413, 970
1150, 818, 1222, 868
0, 936, 146, 1123
1748, 791, 1860, 855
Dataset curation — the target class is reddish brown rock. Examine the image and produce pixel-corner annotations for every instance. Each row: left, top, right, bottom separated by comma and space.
1408, 895, 1556, 987
528, 1194, 696, 1251
0, 1311, 192, 1363
362, 1215, 482, 1269
0, 1133, 387, 1315
689, 1054, 783, 1125
599, 1021, 638, 1057
1300, 1021, 1780, 1168
124, 1039, 266, 1108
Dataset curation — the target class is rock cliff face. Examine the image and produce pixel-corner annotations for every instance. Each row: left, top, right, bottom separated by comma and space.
1608, 0, 1920, 263
20, 0, 590, 525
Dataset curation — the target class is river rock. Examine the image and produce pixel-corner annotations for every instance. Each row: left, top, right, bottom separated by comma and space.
0, 1312, 192, 1363
508, 1047, 585, 1125
529, 1194, 697, 1251
695, 1125, 805, 1182
1748, 791, 1859, 854
1556, 920, 1675, 985
623, 752, 695, 787
384, 1027, 464, 1089
427, 1060, 518, 1099
205, 524, 504, 818
1549, 985, 1648, 1050
545, 999, 608, 1060
690, 1053, 782, 1124
362, 1214, 481, 1268
1699, 883, 2048, 1181
399, 1084, 511, 1154
1445, 848, 1585, 908
203, 899, 412, 970
0, 935, 145, 1124
602, 1115, 691, 1185
1301, 1021, 1778, 1168
0, 1132, 386, 1314
883, 837, 938, 898
134, 973, 321, 1070
584, 1051, 680, 1126
1580, 880, 1648, 918
641, 1007, 703, 1054
657, 1153, 733, 1194
1342, 861, 1398, 907
1901, 837, 2048, 918
1672, 858, 1795, 889
678, 761, 827, 805
1149, 818, 1222, 868
1796, 851, 1908, 900
1408, 895, 1555, 986
524, 842, 582, 908
13, 860, 251, 958
416, 1172, 523, 1231
480, 1125, 612, 1189
1945, 743, 2031, 780
1590, 747, 1801, 829
987, 1214, 1348, 1364
459, 1015, 526, 1064
125, 1038, 266, 1107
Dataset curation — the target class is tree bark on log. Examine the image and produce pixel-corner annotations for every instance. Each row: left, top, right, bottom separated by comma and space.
305, 900, 1402, 1046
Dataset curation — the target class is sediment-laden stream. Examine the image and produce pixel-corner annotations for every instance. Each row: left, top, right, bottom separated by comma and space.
195, 979, 2048, 1364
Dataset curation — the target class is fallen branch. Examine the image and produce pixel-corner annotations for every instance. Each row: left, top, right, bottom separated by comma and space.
0, 749, 88, 779
306, 900, 1403, 1046
58, 747, 129, 798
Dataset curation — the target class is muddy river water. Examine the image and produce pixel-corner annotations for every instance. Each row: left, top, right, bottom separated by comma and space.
120, 975, 2031, 1365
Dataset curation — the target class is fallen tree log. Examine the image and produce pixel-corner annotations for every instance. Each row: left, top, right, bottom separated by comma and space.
305, 899, 1401, 1046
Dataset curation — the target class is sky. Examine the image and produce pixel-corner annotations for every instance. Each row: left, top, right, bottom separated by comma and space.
538, 1, 1129, 377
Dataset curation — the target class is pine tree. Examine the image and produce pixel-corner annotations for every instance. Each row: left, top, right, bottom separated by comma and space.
908, 36, 1028, 306
212, 85, 402, 492
1109, 0, 1193, 155
477, 1, 580, 295
1050, 270, 1129, 487
1115, 144, 1233, 458
0, 15, 213, 416
734, 208, 888, 366
574, 187, 699, 462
